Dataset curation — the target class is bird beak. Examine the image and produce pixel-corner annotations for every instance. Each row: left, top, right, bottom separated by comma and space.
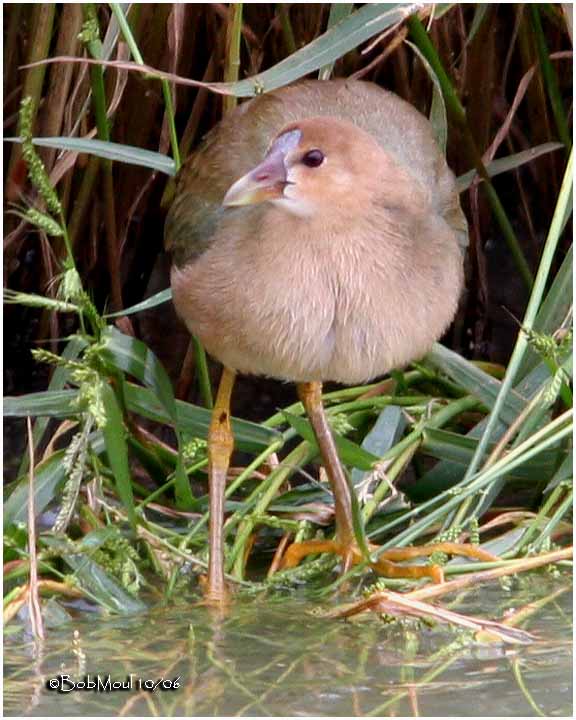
222, 150, 288, 207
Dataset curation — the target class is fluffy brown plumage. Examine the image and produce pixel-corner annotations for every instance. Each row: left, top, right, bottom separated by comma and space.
165, 79, 470, 602
166, 80, 466, 385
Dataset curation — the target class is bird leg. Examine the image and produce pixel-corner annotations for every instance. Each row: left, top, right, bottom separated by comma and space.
280, 381, 500, 582
206, 366, 236, 603
287, 381, 357, 571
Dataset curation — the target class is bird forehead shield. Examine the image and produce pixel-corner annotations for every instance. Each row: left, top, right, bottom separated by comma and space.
269, 128, 302, 156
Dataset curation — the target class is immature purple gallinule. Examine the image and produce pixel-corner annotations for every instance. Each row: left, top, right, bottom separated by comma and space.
166, 80, 486, 603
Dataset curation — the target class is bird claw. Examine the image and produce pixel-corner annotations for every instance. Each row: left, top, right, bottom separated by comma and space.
278, 539, 500, 584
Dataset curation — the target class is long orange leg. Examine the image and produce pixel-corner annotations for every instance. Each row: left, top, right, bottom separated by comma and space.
206, 366, 236, 603
280, 382, 499, 582
299, 382, 355, 545
280, 382, 356, 571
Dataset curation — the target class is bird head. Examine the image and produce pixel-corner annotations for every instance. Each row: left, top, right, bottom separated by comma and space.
222, 117, 388, 218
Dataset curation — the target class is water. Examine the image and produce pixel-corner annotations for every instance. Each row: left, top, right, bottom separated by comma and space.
4, 576, 572, 717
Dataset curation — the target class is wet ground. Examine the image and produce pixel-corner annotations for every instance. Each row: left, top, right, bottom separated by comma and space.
4, 574, 572, 717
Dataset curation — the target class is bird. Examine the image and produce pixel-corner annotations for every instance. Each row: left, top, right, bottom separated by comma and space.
165, 79, 487, 603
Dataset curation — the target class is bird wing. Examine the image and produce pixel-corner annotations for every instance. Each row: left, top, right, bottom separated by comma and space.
165, 91, 288, 265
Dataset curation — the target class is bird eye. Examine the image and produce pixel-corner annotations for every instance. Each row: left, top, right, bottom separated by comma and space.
301, 149, 324, 168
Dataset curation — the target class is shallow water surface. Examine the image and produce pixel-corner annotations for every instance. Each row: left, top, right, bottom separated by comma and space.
4, 577, 572, 717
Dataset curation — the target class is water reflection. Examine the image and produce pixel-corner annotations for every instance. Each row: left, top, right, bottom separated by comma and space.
4, 576, 572, 717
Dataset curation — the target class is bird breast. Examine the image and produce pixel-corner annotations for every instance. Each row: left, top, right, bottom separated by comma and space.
171, 204, 463, 386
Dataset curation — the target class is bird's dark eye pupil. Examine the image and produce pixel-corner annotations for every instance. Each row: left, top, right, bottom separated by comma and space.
302, 149, 324, 168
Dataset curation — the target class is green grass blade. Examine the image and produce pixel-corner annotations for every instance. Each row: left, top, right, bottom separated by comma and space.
517, 245, 573, 379
5, 450, 67, 526
408, 360, 557, 501
64, 554, 147, 613
103, 288, 172, 319
372, 411, 572, 549
351, 405, 406, 487
405, 40, 447, 152
457, 142, 565, 192
465, 3, 489, 46
407, 13, 534, 290
543, 450, 573, 494
4, 389, 79, 417
100, 381, 137, 528
459, 149, 573, 491
531, 5, 572, 153
124, 382, 279, 453
427, 344, 526, 423
226, 3, 421, 96
101, 326, 177, 423
422, 426, 559, 480
42, 535, 146, 613
318, 3, 354, 79
109, 3, 144, 64
15, 337, 88, 479
5, 136, 176, 175
100, 326, 194, 507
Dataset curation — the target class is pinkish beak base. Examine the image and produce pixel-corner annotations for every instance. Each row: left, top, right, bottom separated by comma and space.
222, 149, 288, 207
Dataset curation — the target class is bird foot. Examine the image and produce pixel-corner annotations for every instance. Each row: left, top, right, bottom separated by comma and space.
279, 539, 499, 584
198, 574, 232, 608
